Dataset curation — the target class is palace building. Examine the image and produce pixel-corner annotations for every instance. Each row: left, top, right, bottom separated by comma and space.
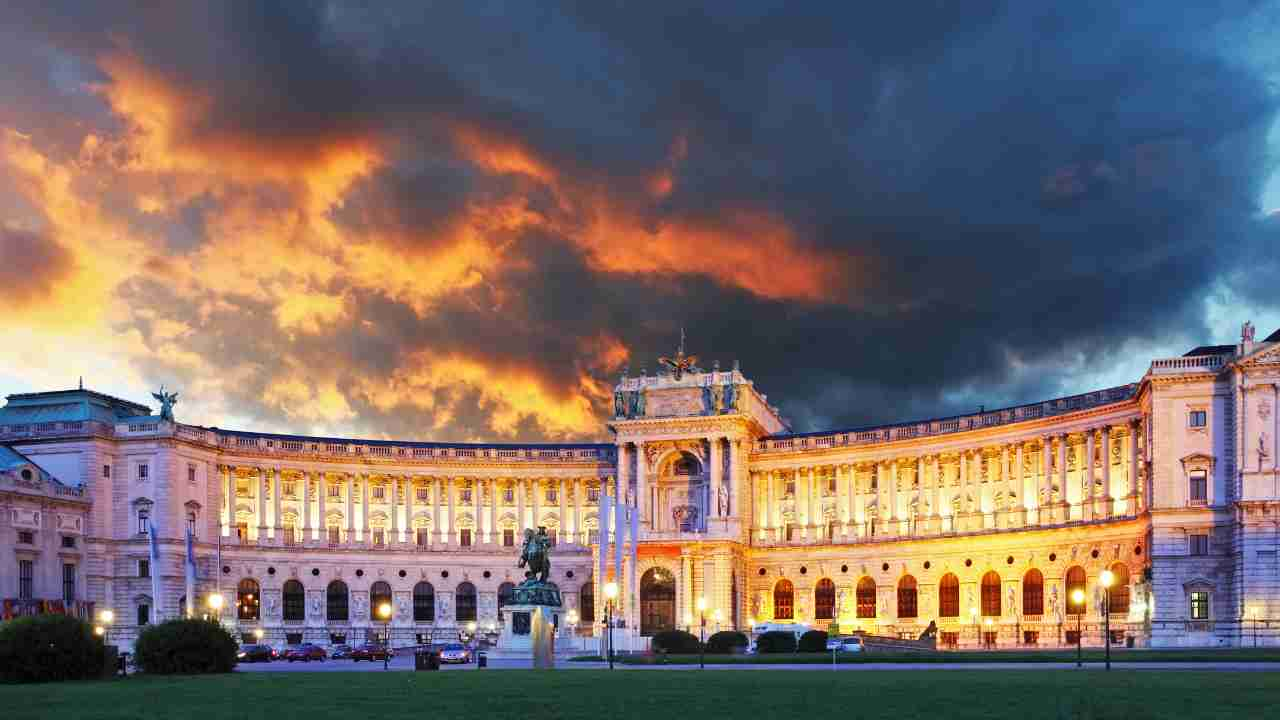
1, 324, 1278, 651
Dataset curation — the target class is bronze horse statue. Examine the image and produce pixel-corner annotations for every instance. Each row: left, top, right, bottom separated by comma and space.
517, 527, 551, 584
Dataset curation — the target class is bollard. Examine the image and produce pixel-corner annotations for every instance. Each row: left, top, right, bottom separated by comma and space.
477, 652, 487, 668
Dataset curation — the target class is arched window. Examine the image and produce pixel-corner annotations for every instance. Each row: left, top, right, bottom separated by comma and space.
327, 580, 349, 622
497, 582, 516, 621
456, 582, 477, 623
939, 574, 960, 618
283, 580, 305, 621
640, 568, 676, 636
237, 578, 260, 621
673, 453, 700, 476
1066, 566, 1087, 615
1022, 569, 1044, 616
897, 575, 918, 619
981, 571, 1001, 617
773, 579, 795, 620
370, 581, 392, 616
413, 582, 434, 622
856, 577, 876, 619
580, 582, 595, 624
1107, 564, 1130, 615
814, 578, 835, 620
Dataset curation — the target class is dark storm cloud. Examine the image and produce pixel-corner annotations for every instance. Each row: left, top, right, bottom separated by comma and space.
8, 1, 1280, 436
0, 226, 74, 306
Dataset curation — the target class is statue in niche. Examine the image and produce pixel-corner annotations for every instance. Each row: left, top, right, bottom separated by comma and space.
614, 389, 626, 418
627, 390, 639, 417
1260, 432, 1270, 471
717, 484, 729, 516
152, 385, 179, 422
701, 384, 713, 414
1007, 586, 1016, 617
723, 382, 736, 412
1048, 586, 1060, 622
635, 388, 646, 416
711, 383, 724, 414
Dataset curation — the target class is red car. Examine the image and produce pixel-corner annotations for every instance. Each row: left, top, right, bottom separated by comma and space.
284, 644, 327, 662
350, 643, 394, 662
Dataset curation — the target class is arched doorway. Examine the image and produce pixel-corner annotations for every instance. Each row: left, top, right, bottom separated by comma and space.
856, 577, 876, 618
283, 580, 305, 621
1108, 564, 1130, 615
456, 582, 477, 623
370, 581, 392, 617
1066, 566, 1087, 615
412, 582, 434, 622
774, 579, 795, 620
898, 575, 918, 619
640, 567, 675, 636
1022, 569, 1044, 616
981, 571, 1001, 617
237, 578, 260, 621
498, 582, 515, 621
939, 573, 960, 617
814, 578, 835, 620
327, 580, 349, 622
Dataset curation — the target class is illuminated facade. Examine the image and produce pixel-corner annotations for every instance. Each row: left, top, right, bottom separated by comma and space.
1, 324, 1277, 650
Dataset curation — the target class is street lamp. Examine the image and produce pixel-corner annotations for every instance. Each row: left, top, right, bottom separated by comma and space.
969, 607, 978, 648
712, 608, 723, 633
253, 627, 264, 642
567, 609, 579, 646
208, 593, 224, 621
1071, 589, 1085, 668
603, 582, 619, 670
378, 602, 393, 670
97, 609, 114, 645
983, 617, 994, 649
696, 596, 708, 669
1099, 570, 1114, 671
1249, 607, 1260, 648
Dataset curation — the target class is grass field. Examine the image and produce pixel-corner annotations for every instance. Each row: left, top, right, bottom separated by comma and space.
570, 647, 1280, 665
1, 670, 1275, 720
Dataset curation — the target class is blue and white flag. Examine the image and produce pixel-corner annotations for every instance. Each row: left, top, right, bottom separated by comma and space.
149, 518, 163, 623
599, 492, 611, 581
184, 528, 197, 618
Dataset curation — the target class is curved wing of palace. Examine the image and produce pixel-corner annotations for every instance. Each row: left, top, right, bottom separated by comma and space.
1, 325, 1277, 651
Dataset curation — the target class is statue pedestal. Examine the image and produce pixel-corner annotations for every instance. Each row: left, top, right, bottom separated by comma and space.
499, 603, 563, 667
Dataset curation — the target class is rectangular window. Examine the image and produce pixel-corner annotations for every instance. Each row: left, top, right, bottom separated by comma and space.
188, 464, 197, 483
18, 530, 34, 544
416, 488, 428, 502
187, 512, 197, 535
588, 529, 599, 544
1189, 534, 1209, 556
827, 476, 837, 493
235, 523, 248, 541
1189, 471, 1208, 504
941, 632, 959, 649
103, 464, 111, 478
373, 529, 385, 546
18, 560, 34, 599
330, 633, 347, 645
587, 487, 599, 502
286, 632, 303, 645
139, 559, 150, 578
373, 486, 385, 500
1188, 410, 1207, 428
503, 529, 515, 547
61, 535, 76, 549
1065, 630, 1081, 645
416, 528, 429, 547
283, 481, 296, 497
546, 489, 557, 503
138, 463, 149, 481
284, 525, 296, 545
1190, 591, 1210, 620
137, 604, 150, 626
1022, 631, 1039, 646
63, 563, 76, 604
328, 484, 340, 498
460, 528, 472, 547
503, 489, 514, 504
785, 523, 796, 541
784, 481, 796, 496
328, 526, 341, 545
137, 510, 150, 535
548, 529, 558, 546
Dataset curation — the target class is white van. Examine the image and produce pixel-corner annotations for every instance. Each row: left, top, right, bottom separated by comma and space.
747, 622, 811, 652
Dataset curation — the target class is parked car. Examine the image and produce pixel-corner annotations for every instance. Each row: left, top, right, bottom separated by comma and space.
284, 644, 327, 662
351, 643, 395, 662
237, 644, 275, 663
439, 643, 473, 664
330, 644, 354, 659
825, 636, 864, 653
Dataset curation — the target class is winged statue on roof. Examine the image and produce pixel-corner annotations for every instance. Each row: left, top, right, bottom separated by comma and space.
658, 328, 698, 380
152, 385, 179, 422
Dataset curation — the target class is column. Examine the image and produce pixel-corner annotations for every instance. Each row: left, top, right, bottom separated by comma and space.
1040, 436, 1052, 523
405, 475, 415, 545
532, 477, 543, 532
516, 478, 526, 536
1127, 421, 1140, 513
223, 465, 235, 537
317, 472, 327, 542
558, 477, 568, 542
446, 476, 456, 545
681, 553, 694, 628
271, 467, 282, 542
728, 438, 741, 519
1083, 429, 1096, 520
573, 478, 584, 543
1057, 434, 1069, 519
489, 479, 499, 545
794, 468, 808, 539
997, 446, 1008, 526
256, 466, 268, 542
390, 475, 400, 543
888, 460, 899, 527
853, 465, 866, 537
1100, 425, 1113, 518
957, 451, 968, 530
346, 473, 355, 542
360, 473, 370, 544
811, 467, 822, 537
837, 465, 850, 535
473, 477, 482, 546
709, 437, 723, 519
914, 457, 924, 534
433, 477, 444, 544
766, 470, 777, 540
301, 471, 311, 540
1014, 443, 1026, 521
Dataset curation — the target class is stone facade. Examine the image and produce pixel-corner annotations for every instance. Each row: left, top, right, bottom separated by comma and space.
2, 325, 1278, 650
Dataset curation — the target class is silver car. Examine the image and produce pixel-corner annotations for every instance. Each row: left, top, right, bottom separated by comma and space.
438, 643, 473, 664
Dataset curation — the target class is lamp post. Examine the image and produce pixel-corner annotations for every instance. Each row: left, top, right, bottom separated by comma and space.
983, 617, 993, 650
378, 602, 393, 670
603, 581, 618, 670
696, 596, 707, 669
1071, 589, 1085, 668
1099, 570, 1113, 671
253, 627, 264, 645
97, 609, 114, 646
713, 608, 723, 634
969, 607, 978, 649
208, 593, 224, 625
1249, 607, 1259, 648
567, 609, 579, 650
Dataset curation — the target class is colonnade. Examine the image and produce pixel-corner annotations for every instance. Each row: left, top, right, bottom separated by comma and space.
217, 465, 605, 548
751, 421, 1145, 543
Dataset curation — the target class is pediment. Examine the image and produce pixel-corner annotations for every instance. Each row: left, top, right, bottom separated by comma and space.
1239, 342, 1280, 367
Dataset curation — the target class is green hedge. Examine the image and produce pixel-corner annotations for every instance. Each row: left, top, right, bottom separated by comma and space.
798, 630, 829, 653
651, 630, 701, 654
134, 618, 238, 675
0, 614, 106, 683
755, 630, 797, 654
706, 631, 749, 654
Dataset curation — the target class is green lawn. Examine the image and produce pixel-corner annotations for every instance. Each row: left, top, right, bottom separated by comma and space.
1, 670, 1276, 720
571, 647, 1280, 665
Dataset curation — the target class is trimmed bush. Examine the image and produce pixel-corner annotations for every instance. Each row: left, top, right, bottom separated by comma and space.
798, 629, 829, 653
650, 629, 701, 654
0, 614, 106, 683
754, 630, 797, 654
133, 618, 238, 675
705, 630, 749, 654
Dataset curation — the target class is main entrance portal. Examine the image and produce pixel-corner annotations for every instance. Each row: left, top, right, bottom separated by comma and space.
640, 567, 675, 636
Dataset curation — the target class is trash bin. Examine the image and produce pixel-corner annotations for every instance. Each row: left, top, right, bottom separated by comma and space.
1126, 636, 1135, 649
415, 650, 441, 671
477, 652, 487, 668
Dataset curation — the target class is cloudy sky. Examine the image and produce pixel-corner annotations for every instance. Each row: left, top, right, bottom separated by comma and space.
2, 2, 1279, 442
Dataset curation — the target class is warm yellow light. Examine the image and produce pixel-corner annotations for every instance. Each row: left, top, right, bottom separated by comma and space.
984, 617, 993, 627
684, 612, 694, 626
747, 616, 757, 627
567, 609, 579, 624
99, 609, 114, 624
970, 607, 978, 617
467, 621, 477, 633
603, 582, 618, 600
1100, 569, 1114, 588
208, 594, 224, 611
94, 625, 105, 636
696, 596, 707, 612
713, 609, 723, 622
378, 602, 393, 619
253, 628, 264, 640
1071, 589, 1085, 605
